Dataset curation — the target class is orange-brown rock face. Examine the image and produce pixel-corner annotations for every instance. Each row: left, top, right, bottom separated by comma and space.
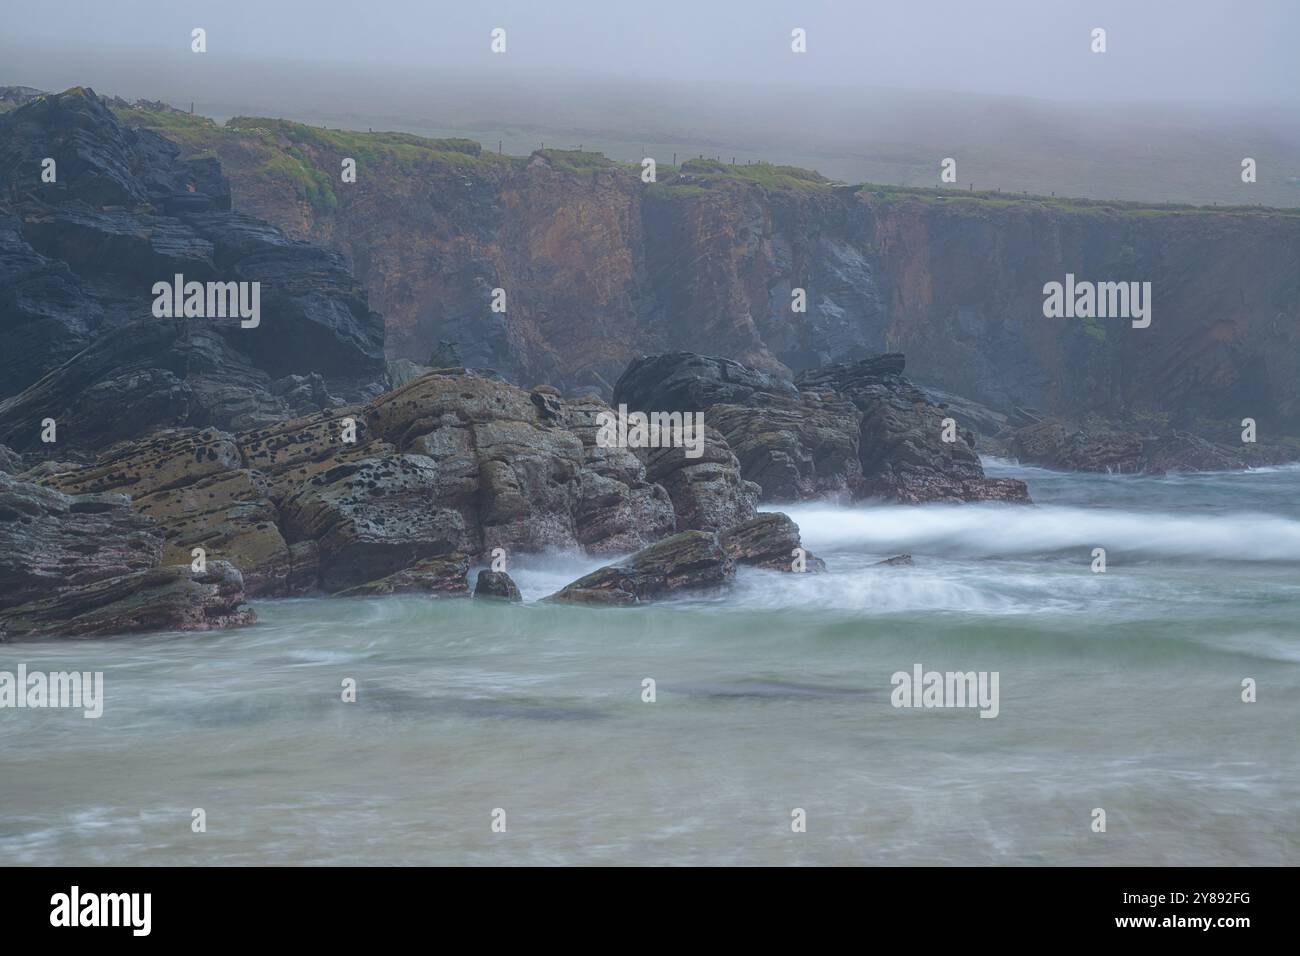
180, 122, 1300, 436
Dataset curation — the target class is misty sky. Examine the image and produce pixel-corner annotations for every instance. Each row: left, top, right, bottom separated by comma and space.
4, 0, 1297, 107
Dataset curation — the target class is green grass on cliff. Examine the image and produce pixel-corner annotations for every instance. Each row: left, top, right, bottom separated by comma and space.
110, 101, 1300, 219
856, 183, 1300, 219
678, 157, 831, 191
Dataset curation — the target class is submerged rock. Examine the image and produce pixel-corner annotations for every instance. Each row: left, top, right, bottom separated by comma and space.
548, 530, 734, 605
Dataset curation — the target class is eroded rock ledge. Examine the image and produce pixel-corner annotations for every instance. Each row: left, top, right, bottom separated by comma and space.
0, 472, 254, 639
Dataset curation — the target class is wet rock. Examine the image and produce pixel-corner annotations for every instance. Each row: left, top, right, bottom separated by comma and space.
0, 472, 254, 638
474, 569, 522, 602
562, 396, 677, 554
271, 372, 343, 415
707, 391, 863, 501
336, 555, 470, 597
615, 351, 1028, 505
1, 560, 255, 639
719, 512, 826, 572
874, 553, 913, 566
548, 530, 734, 605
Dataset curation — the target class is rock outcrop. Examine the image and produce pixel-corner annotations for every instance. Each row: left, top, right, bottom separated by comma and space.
615, 351, 1029, 503
0, 472, 254, 639
547, 530, 734, 606
32, 367, 761, 598
474, 569, 522, 602
1001, 417, 1300, 475
720, 512, 826, 573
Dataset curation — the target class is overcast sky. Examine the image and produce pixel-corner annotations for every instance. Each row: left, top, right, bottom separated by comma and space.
4, 0, 1297, 107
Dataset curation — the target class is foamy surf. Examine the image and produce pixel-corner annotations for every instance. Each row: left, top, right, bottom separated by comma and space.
781, 503, 1300, 562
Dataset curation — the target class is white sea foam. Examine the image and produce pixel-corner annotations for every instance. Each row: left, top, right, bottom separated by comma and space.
780, 503, 1300, 562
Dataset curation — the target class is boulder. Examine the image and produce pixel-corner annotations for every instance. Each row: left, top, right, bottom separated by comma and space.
548, 530, 734, 605
335, 555, 470, 597
615, 351, 1029, 505
474, 569, 522, 602
719, 512, 826, 572
1003, 418, 1275, 474
0, 472, 254, 639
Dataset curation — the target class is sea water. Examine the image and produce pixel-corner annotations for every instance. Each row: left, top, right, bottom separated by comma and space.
2, 460, 1297, 865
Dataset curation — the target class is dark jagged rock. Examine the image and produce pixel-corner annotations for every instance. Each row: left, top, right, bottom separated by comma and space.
474, 569, 522, 602
615, 351, 1029, 504
707, 391, 864, 501
0, 88, 385, 436
1006, 420, 1144, 473
614, 352, 799, 414
797, 355, 1030, 503
336, 555, 471, 597
562, 396, 677, 553
875, 554, 913, 566
271, 372, 342, 416
548, 530, 734, 605
719, 512, 826, 573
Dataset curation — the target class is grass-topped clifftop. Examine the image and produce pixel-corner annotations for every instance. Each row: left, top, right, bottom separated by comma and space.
107, 99, 1300, 219
856, 183, 1300, 220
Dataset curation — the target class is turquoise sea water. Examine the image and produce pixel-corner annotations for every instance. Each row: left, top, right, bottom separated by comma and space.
3, 460, 1298, 865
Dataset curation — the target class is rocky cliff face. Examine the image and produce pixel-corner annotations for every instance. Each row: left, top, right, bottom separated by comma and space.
141, 113, 1300, 438
0, 89, 386, 452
